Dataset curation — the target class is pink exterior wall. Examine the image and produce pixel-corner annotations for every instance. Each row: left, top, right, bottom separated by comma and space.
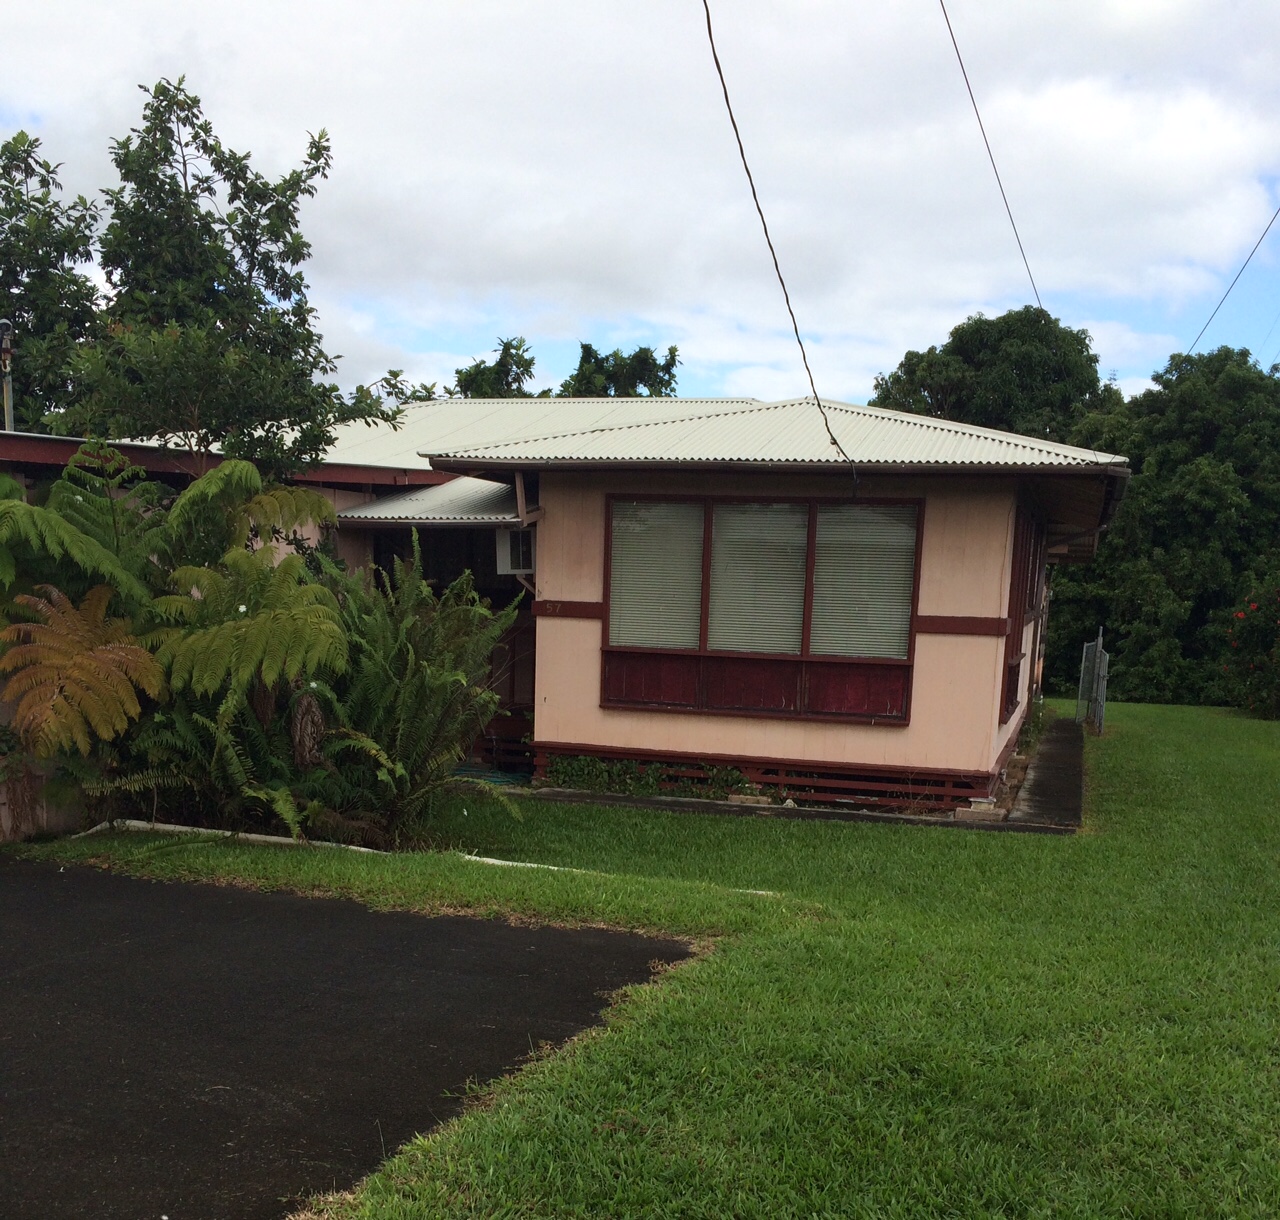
531, 470, 1024, 776
294, 486, 376, 569
332, 526, 374, 572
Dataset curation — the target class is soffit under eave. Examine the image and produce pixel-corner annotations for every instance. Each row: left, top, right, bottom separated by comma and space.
426, 457, 1133, 482
1029, 468, 1129, 531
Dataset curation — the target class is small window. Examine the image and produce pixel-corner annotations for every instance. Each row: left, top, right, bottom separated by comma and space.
495, 528, 535, 575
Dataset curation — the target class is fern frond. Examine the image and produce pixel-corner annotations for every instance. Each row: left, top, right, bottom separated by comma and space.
165, 460, 263, 537
84, 768, 196, 797
237, 486, 336, 546
0, 585, 165, 757
0, 501, 150, 604
241, 783, 309, 839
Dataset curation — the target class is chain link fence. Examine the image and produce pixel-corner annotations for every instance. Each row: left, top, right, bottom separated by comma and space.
1075, 628, 1109, 734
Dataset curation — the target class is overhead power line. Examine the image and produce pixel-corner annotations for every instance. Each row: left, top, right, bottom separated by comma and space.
937, 0, 1043, 311
1187, 199, 1280, 355
699, 0, 855, 468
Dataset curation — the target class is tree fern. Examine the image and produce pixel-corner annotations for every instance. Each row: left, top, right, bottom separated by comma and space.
0, 501, 150, 604
326, 535, 517, 839
152, 548, 347, 703
44, 443, 169, 582
0, 584, 166, 756
165, 459, 335, 553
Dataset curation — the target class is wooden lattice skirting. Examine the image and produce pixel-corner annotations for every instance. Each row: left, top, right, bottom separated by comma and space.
533, 741, 1003, 810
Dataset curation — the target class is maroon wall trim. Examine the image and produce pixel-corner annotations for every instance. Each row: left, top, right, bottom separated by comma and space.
1000, 506, 1044, 724
600, 652, 911, 722
533, 600, 605, 619
915, 615, 1010, 637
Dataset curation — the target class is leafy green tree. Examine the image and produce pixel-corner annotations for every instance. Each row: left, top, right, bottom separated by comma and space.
0, 132, 100, 429
870, 306, 1118, 440
556, 342, 679, 397
449, 336, 681, 399
450, 336, 540, 398
1046, 348, 1280, 703
54, 78, 422, 475
875, 311, 1280, 708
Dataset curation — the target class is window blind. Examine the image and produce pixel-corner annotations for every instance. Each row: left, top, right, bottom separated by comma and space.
810, 504, 917, 659
708, 503, 808, 654
609, 501, 704, 648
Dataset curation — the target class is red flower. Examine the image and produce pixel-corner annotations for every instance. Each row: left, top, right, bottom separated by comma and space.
1236, 611, 1247, 619
1251, 603, 1259, 611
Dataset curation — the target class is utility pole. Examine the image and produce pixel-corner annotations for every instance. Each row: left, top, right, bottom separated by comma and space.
0, 320, 13, 432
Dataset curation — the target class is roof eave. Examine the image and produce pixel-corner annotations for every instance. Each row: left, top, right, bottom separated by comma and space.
426, 455, 1132, 477
336, 515, 520, 527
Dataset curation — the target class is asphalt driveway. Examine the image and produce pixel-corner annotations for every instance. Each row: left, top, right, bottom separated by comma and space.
0, 858, 688, 1220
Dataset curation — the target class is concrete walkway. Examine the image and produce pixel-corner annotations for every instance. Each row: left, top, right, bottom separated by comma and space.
1008, 718, 1085, 829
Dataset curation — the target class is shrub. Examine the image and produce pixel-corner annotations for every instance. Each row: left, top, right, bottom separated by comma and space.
320, 540, 518, 845
1224, 581, 1280, 719
544, 755, 752, 801
1218, 581, 1280, 711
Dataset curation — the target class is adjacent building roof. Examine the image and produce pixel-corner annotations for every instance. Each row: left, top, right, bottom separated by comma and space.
420, 397, 1128, 474
336, 476, 518, 525
324, 397, 759, 472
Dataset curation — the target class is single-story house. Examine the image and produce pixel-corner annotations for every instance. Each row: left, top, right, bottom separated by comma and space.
329, 396, 1129, 807
0, 397, 1128, 808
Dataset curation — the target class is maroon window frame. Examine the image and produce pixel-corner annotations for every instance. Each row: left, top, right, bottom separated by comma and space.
999, 504, 1046, 725
601, 495, 924, 724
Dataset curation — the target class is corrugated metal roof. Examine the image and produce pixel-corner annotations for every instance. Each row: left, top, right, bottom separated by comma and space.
337, 476, 518, 524
424, 398, 1128, 472
322, 397, 760, 471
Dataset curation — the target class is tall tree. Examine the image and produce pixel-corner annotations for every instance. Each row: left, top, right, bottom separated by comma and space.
870, 306, 1118, 441
1046, 347, 1280, 704
556, 342, 679, 398
449, 337, 540, 398
448, 336, 680, 399
57, 78, 421, 475
0, 132, 100, 429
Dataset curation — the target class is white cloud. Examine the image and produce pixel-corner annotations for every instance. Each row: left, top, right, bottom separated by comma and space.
7, 0, 1280, 401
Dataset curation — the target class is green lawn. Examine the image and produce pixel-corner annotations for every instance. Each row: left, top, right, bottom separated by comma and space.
14, 703, 1280, 1217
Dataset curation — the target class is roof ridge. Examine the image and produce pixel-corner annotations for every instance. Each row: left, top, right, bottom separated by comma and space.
426, 399, 792, 456
812, 398, 1123, 462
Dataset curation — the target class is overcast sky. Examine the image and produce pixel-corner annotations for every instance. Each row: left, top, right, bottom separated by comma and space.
8, 1, 1280, 401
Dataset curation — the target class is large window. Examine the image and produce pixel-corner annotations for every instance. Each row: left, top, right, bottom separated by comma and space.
708, 503, 808, 653
608, 501, 704, 648
604, 497, 921, 721
811, 504, 918, 658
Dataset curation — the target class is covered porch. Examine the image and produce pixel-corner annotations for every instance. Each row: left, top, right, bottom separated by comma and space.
337, 477, 537, 772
